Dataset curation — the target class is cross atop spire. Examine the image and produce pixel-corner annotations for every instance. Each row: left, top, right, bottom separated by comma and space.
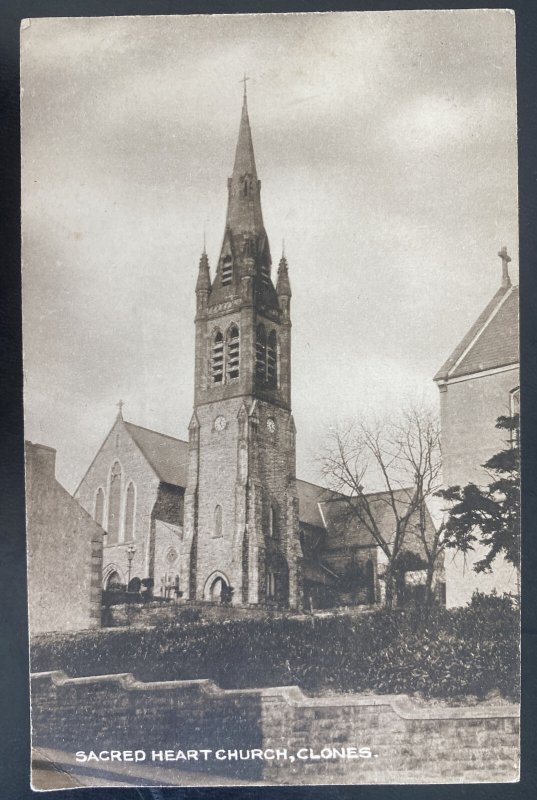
240, 72, 250, 100
498, 245, 512, 288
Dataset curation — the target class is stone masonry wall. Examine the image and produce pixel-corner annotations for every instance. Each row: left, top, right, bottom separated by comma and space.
31, 671, 519, 785
26, 442, 103, 634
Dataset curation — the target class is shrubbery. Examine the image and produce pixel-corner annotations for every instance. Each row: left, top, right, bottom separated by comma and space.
31, 592, 519, 701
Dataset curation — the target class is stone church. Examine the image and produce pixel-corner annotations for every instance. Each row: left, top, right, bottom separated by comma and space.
75, 90, 440, 611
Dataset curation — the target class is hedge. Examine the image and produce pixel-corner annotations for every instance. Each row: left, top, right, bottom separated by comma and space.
31, 592, 519, 701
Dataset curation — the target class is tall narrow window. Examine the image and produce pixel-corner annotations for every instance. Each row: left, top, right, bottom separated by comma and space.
214, 505, 223, 538
267, 569, 276, 598
267, 330, 277, 387
212, 331, 224, 384
124, 482, 136, 542
269, 506, 275, 538
256, 324, 266, 383
227, 325, 240, 381
107, 462, 122, 545
222, 256, 233, 286
94, 488, 105, 528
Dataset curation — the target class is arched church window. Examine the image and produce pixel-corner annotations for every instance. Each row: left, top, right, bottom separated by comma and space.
124, 482, 136, 542
269, 505, 276, 538
212, 331, 224, 384
222, 256, 233, 286
256, 324, 267, 383
107, 462, 122, 545
267, 330, 278, 387
214, 505, 223, 538
267, 569, 276, 598
226, 325, 240, 381
94, 488, 105, 528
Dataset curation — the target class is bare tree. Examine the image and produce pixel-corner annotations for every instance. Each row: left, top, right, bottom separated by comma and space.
320, 404, 444, 609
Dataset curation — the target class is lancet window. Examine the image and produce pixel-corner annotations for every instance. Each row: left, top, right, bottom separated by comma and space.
256, 324, 278, 387
226, 325, 240, 381
212, 331, 224, 384
107, 462, 122, 545
124, 482, 136, 542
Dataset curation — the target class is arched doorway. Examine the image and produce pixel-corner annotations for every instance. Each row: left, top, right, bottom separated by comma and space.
105, 569, 123, 590
203, 571, 231, 604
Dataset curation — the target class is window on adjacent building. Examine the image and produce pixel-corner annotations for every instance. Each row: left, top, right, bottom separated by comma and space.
226, 325, 240, 381
222, 256, 233, 286
124, 482, 136, 542
107, 462, 122, 545
212, 331, 224, 384
95, 488, 105, 528
214, 505, 223, 538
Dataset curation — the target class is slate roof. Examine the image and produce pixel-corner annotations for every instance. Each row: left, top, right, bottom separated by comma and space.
124, 422, 189, 487
434, 285, 519, 382
121, 423, 426, 548
319, 488, 416, 550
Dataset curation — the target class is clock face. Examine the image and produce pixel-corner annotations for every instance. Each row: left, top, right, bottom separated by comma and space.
266, 418, 276, 433
214, 415, 227, 431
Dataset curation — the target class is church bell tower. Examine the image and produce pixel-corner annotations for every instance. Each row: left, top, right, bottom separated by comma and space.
182, 84, 300, 609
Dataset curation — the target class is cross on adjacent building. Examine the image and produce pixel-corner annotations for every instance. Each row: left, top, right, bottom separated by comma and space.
498, 246, 512, 288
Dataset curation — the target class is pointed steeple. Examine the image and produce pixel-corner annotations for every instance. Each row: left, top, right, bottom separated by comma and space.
277, 249, 291, 297
225, 85, 264, 236
196, 246, 211, 293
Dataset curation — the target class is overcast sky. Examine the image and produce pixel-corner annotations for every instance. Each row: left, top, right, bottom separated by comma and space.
21, 11, 517, 493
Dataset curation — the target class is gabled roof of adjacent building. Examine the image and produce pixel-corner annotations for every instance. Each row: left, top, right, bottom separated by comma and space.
434, 283, 519, 383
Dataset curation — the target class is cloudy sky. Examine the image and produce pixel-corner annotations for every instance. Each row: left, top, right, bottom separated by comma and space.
21, 11, 517, 493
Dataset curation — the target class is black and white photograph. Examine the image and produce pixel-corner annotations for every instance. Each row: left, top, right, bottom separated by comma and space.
21, 10, 520, 788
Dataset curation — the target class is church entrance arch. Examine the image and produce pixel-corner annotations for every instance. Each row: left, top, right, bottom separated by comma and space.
203, 571, 231, 604
103, 564, 124, 590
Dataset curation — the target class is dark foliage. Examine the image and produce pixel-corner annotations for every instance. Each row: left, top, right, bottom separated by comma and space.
31, 593, 519, 701
438, 414, 520, 574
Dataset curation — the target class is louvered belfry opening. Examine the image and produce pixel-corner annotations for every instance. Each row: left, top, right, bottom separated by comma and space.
222, 255, 233, 286
256, 323, 267, 383
267, 330, 277, 387
212, 331, 224, 383
227, 325, 240, 381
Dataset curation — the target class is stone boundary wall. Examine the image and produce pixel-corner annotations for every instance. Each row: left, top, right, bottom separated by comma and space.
31, 671, 519, 785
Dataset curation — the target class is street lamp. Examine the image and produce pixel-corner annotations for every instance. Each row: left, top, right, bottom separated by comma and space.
126, 544, 137, 589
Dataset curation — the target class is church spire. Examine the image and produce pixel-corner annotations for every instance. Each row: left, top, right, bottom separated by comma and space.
225, 80, 264, 236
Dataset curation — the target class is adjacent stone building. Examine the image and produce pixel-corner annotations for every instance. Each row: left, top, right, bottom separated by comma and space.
434, 248, 519, 606
25, 441, 104, 633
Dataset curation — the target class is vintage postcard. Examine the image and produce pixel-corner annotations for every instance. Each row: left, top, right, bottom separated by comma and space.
22, 11, 520, 789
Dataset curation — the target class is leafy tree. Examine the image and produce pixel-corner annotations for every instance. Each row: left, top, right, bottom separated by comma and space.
438, 414, 520, 583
